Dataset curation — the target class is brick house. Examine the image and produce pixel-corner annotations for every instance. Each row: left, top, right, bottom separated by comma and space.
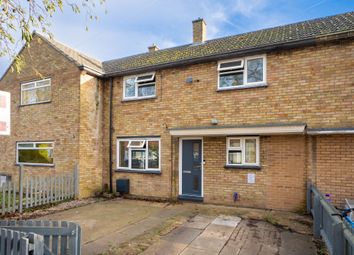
0, 12, 353, 211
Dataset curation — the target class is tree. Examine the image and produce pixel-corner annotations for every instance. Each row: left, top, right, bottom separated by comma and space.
0, 0, 105, 72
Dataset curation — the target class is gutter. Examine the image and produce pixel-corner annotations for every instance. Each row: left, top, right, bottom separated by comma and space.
78, 65, 104, 77
102, 30, 354, 78
307, 128, 354, 135
108, 78, 114, 193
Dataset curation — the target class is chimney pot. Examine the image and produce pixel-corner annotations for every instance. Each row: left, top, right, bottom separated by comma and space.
192, 18, 206, 43
148, 43, 159, 52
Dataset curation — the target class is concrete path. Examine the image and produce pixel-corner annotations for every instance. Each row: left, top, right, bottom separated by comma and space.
143, 215, 316, 255
39, 199, 190, 255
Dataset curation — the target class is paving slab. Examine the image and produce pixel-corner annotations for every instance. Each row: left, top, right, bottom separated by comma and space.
212, 215, 241, 227
279, 231, 316, 255
162, 226, 202, 244
180, 246, 218, 255
143, 240, 187, 255
189, 235, 227, 252
183, 215, 214, 229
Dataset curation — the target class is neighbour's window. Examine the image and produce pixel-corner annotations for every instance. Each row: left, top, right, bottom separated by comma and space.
17, 142, 54, 166
226, 137, 259, 166
21, 78, 51, 105
123, 73, 156, 100
218, 56, 266, 90
117, 137, 160, 171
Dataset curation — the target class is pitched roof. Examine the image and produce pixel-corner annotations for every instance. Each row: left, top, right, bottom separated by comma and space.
34, 32, 103, 74
103, 11, 354, 76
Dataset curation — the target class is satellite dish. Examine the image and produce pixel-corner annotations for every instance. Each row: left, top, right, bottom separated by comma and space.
0, 91, 10, 136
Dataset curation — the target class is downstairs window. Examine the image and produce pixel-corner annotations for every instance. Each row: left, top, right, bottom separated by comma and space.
117, 137, 160, 172
226, 137, 259, 166
17, 142, 54, 166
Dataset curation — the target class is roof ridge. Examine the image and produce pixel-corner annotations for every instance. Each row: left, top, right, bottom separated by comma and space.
104, 11, 354, 65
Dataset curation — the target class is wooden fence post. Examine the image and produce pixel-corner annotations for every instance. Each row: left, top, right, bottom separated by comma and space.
19, 165, 24, 213
74, 164, 79, 199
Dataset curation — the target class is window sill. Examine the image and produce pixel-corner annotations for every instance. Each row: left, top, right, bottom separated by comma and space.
115, 168, 161, 175
224, 165, 261, 170
19, 101, 52, 107
15, 163, 55, 167
122, 96, 157, 102
217, 83, 267, 92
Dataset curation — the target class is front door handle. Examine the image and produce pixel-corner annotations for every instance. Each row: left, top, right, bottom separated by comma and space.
183, 170, 191, 174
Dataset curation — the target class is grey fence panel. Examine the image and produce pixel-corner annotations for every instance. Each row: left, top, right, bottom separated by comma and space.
0, 227, 44, 255
0, 165, 79, 217
0, 220, 81, 255
307, 182, 354, 255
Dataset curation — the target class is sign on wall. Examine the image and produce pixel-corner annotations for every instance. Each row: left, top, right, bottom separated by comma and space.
0, 91, 10, 136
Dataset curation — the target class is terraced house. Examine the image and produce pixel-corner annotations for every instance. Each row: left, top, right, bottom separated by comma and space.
0, 12, 353, 211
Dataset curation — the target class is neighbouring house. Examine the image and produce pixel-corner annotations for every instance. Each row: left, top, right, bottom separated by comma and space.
0, 12, 353, 211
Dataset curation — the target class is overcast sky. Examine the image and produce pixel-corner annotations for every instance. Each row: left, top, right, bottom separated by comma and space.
1, 0, 353, 76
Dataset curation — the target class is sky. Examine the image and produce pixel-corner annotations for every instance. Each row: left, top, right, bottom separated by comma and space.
0, 0, 353, 76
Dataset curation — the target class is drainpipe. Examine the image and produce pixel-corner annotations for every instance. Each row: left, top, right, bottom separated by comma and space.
109, 78, 113, 193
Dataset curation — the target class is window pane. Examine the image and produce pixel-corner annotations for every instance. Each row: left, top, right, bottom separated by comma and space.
131, 150, 145, 169
36, 79, 50, 87
22, 83, 35, 90
36, 86, 51, 102
18, 149, 53, 164
138, 84, 155, 97
128, 140, 145, 148
219, 72, 243, 88
228, 150, 242, 164
245, 139, 257, 163
22, 86, 51, 105
136, 74, 154, 82
22, 89, 37, 105
247, 58, 263, 83
125, 78, 136, 97
148, 141, 159, 169
119, 141, 129, 168
229, 139, 241, 148
18, 143, 34, 148
36, 143, 53, 148
219, 60, 243, 70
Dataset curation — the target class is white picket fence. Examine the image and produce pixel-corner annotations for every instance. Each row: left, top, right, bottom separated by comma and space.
0, 165, 79, 215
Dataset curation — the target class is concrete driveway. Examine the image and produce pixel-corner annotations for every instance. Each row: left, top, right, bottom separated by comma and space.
39, 198, 316, 255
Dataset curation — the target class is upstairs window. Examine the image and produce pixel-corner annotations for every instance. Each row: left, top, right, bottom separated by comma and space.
218, 56, 266, 90
21, 78, 51, 105
123, 73, 156, 100
118, 137, 160, 172
226, 137, 259, 166
17, 142, 54, 166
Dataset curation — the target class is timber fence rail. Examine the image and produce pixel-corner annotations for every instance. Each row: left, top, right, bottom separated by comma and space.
307, 182, 354, 255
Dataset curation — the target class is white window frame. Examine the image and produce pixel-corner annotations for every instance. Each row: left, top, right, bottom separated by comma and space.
123, 72, 156, 100
117, 137, 161, 172
21, 78, 51, 106
16, 141, 54, 166
226, 137, 260, 166
217, 55, 266, 90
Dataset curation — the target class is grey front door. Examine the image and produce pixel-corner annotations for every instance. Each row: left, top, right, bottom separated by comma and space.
181, 139, 202, 197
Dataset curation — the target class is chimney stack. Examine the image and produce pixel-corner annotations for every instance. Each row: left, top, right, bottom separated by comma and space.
192, 18, 206, 43
148, 43, 159, 52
